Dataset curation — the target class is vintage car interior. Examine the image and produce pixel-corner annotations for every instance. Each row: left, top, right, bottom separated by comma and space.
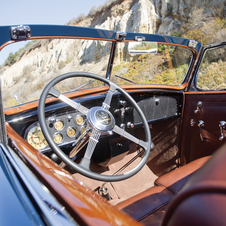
1, 25, 226, 225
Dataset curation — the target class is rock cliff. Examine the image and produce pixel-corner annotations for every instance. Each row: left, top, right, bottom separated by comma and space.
70, 0, 226, 34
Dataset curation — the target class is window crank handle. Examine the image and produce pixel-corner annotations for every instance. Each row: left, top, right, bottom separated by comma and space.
198, 120, 205, 142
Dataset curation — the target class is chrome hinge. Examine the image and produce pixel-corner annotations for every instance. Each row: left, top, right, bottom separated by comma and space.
115, 31, 127, 41
188, 40, 198, 49
11, 25, 31, 40
135, 36, 145, 42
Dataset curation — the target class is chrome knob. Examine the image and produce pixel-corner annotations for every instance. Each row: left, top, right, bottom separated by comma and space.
194, 101, 202, 114
119, 100, 127, 107
127, 122, 134, 129
219, 121, 226, 141
120, 123, 126, 129
198, 120, 205, 142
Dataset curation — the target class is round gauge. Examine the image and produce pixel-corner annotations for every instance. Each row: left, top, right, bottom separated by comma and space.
53, 133, 63, 144
76, 115, 84, 125
80, 126, 86, 134
27, 126, 48, 150
54, 120, 64, 131
67, 127, 76, 138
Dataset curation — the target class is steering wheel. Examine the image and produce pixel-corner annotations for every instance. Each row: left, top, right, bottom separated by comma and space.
38, 72, 152, 182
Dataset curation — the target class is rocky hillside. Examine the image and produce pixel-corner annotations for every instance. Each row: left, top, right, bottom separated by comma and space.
1, 0, 226, 107
68, 0, 226, 34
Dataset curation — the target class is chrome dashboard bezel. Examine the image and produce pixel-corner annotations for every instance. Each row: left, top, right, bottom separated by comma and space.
24, 111, 87, 153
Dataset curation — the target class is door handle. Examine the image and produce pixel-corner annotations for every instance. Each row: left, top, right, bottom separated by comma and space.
194, 101, 202, 114
219, 121, 226, 141
198, 120, 205, 142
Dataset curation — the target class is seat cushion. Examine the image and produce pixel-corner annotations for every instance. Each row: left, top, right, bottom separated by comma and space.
116, 186, 174, 221
116, 156, 210, 225
155, 156, 210, 194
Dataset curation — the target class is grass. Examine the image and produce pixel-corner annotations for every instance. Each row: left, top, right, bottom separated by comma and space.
197, 60, 226, 90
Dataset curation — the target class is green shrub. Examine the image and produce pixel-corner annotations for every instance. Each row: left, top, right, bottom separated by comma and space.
4, 52, 18, 66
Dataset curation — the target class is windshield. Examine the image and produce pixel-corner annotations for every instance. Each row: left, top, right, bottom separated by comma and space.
1, 38, 111, 108
0, 37, 193, 109
112, 42, 193, 85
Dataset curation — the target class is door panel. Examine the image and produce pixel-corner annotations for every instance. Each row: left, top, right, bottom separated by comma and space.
181, 92, 226, 164
180, 43, 226, 165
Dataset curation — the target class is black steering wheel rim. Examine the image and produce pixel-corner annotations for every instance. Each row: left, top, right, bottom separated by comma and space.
38, 72, 151, 182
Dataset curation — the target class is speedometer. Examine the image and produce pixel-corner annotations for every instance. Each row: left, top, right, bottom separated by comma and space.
27, 126, 48, 150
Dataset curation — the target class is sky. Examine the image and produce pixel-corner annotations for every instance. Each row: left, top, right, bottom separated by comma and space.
0, 0, 107, 65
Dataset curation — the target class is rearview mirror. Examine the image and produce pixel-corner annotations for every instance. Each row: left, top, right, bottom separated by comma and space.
128, 41, 158, 54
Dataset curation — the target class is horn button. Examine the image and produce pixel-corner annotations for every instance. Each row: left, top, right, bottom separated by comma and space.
87, 107, 115, 133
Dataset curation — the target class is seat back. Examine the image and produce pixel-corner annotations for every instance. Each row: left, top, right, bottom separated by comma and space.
162, 144, 226, 226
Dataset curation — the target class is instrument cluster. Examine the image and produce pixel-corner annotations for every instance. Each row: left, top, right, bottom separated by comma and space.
25, 112, 87, 152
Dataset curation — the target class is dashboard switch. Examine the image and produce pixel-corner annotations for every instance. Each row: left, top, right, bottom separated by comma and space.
125, 107, 132, 114
120, 123, 126, 129
119, 100, 127, 107
114, 109, 121, 116
127, 122, 134, 128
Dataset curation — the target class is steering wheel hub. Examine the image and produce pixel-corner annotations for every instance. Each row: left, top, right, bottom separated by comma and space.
87, 107, 115, 134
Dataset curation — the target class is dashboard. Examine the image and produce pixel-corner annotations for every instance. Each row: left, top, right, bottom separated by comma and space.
6, 90, 182, 165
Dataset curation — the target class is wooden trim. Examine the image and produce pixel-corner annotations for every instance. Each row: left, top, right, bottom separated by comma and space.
4, 84, 185, 115
28, 36, 115, 41
185, 91, 226, 95
0, 40, 15, 51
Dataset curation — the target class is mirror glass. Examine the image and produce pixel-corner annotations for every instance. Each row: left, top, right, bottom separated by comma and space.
128, 41, 158, 54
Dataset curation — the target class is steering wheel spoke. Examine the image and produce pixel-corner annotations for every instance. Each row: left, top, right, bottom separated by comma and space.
112, 125, 147, 149
80, 129, 101, 169
102, 84, 117, 110
49, 87, 89, 116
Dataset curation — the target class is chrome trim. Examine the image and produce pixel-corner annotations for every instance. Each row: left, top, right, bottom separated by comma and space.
194, 101, 202, 114
84, 129, 101, 160
188, 40, 198, 48
53, 132, 64, 144
87, 107, 115, 134
0, 79, 7, 144
11, 25, 31, 40
113, 125, 140, 146
54, 119, 65, 131
25, 122, 48, 151
198, 120, 205, 142
190, 119, 195, 127
115, 31, 127, 41
135, 36, 145, 42
66, 126, 77, 138
75, 114, 85, 125
24, 111, 87, 153
219, 121, 226, 141
58, 94, 89, 116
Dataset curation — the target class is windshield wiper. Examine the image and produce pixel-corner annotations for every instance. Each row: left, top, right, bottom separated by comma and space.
68, 80, 95, 92
115, 74, 136, 84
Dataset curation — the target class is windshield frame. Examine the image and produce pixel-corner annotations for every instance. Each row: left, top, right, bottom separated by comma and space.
0, 24, 202, 113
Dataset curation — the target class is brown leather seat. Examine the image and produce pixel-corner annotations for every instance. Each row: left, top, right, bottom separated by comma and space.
162, 144, 226, 226
116, 156, 210, 226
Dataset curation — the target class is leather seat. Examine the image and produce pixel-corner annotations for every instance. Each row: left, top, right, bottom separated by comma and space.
116, 156, 210, 226
162, 144, 226, 226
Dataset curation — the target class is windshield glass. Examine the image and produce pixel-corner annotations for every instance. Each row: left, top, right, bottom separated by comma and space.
112, 42, 193, 85
0, 38, 193, 109
1, 38, 111, 108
